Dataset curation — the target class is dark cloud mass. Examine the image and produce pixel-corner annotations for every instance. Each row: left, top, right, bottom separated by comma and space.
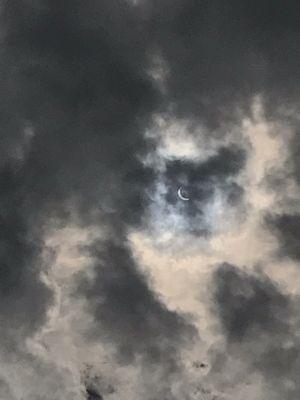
0, 0, 159, 340
150, 0, 300, 124
0, 0, 299, 399
0, 164, 52, 344
0, 0, 194, 394
165, 146, 246, 186
213, 263, 290, 342
267, 213, 300, 261
212, 263, 300, 399
80, 240, 197, 365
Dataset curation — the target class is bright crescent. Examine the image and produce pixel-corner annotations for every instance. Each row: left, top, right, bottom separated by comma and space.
178, 187, 190, 201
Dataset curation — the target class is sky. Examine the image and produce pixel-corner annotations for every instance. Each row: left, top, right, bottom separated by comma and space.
0, 1, 299, 399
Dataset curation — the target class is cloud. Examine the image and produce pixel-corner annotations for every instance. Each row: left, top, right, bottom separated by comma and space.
0, 165, 52, 345
267, 213, 300, 262
0, 1, 299, 399
211, 263, 300, 399
212, 263, 290, 341
0, 0, 160, 346
78, 239, 197, 366
0, 1, 177, 396
148, 0, 300, 125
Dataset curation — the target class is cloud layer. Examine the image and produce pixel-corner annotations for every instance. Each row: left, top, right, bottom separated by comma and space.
0, 1, 299, 399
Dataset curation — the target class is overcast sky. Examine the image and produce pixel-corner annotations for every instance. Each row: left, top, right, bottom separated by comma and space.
0, 1, 299, 399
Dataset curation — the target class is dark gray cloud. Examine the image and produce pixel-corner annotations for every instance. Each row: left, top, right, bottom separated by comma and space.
211, 263, 300, 399
79, 240, 197, 366
0, 0, 159, 347
213, 263, 289, 341
148, 0, 300, 125
3, 0, 159, 220
0, 3, 201, 396
0, 165, 52, 345
165, 147, 246, 187
267, 214, 300, 261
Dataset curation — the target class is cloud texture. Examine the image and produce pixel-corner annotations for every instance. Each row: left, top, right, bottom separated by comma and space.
0, 1, 299, 399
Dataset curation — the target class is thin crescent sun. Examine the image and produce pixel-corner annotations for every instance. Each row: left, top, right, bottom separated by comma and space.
178, 187, 190, 201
